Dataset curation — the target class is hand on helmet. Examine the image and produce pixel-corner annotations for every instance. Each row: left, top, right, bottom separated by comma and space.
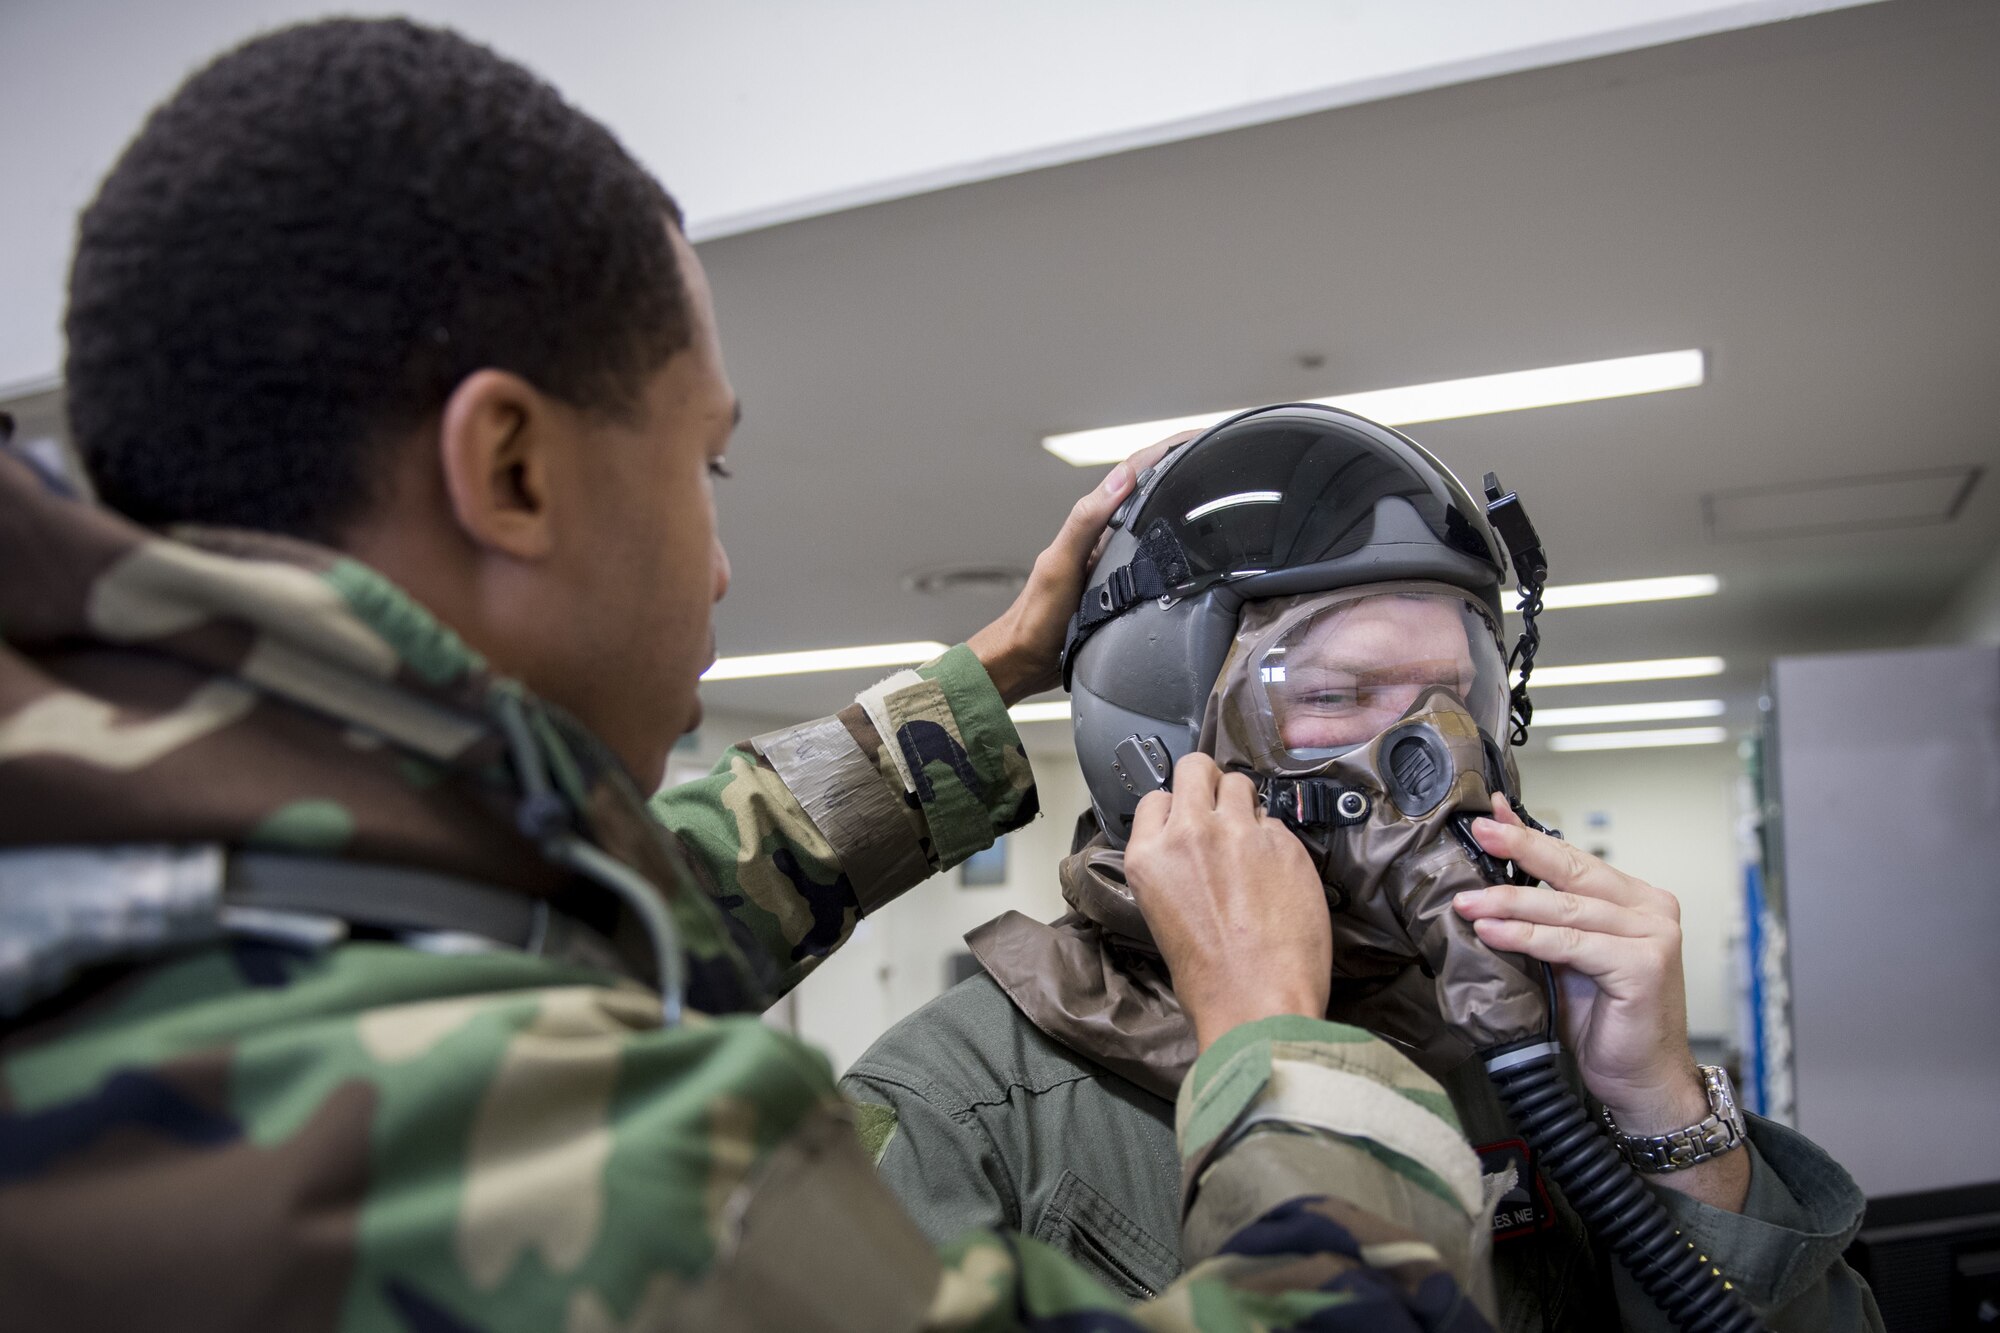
1124, 753, 1332, 1052
968, 432, 1196, 705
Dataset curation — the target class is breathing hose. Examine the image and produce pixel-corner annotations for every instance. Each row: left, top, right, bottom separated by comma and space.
1483, 1040, 1766, 1333
1471, 479, 1763, 1329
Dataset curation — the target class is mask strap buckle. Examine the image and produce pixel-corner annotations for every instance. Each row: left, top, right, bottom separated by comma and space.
1261, 778, 1371, 830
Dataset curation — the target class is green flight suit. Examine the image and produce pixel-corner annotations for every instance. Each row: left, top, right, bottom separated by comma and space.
843, 962, 1885, 1332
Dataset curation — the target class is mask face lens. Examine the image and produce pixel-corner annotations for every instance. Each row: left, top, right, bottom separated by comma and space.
1253, 592, 1507, 762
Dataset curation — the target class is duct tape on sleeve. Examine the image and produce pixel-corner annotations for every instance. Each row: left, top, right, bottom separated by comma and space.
753, 715, 930, 911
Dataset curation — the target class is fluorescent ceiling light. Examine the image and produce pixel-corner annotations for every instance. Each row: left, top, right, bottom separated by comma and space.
1548, 726, 1729, 752
1531, 700, 1725, 728
1008, 700, 1074, 724
1044, 350, 1705, 466
1512, 574, 1720, 612
701, 640, 949, 681
1525, 656, 1726, 688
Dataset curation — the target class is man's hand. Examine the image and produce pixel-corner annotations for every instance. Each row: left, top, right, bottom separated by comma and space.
968, 432, 1196, 705
1453, 795, 1749, 1211
1124, 754, 1332, 1053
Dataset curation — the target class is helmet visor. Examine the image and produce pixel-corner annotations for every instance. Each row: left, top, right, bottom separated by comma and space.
1129, 406, 1503, 596
1219, 587, 1509, 771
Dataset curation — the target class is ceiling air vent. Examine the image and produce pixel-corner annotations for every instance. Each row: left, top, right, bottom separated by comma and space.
1702, 466, 1980, 541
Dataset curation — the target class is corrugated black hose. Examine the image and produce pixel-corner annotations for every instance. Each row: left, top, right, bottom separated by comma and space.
1483, 1045, 1765, 1333
1455, 816, 1766, 1333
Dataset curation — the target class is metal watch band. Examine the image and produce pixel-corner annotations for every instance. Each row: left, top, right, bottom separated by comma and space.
1599, 1065, 1748, 1174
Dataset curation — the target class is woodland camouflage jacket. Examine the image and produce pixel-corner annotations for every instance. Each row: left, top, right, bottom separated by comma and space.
0, 448, 1495, 1332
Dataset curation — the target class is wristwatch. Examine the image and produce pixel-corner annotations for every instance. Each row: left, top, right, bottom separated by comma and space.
1599, 1065, 1748, 1174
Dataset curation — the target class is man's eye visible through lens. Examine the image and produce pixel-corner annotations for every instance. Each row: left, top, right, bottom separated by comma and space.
708, 458, 733, 481
1302, 690, 1357, 708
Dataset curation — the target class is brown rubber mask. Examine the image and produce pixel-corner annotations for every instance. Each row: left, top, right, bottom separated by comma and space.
1198, 586, 1551, 1052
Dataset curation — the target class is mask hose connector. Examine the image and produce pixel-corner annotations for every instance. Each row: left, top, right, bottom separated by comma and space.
1482, 1044, 1766, 1333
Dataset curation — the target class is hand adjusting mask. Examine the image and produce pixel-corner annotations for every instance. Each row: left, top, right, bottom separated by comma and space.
1198, 585, 1550, 1053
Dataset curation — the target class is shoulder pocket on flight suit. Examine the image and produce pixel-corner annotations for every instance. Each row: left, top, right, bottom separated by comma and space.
1033, 1169, 1179, 1300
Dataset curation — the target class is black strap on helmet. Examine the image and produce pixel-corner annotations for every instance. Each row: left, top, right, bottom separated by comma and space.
1483, 473, 1548, 748
1060, 518, 1191, 688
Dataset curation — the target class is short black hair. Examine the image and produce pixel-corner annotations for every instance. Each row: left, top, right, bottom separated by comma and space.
67, 18, 689, 540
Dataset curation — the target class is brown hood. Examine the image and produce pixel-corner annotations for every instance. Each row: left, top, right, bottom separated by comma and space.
968, 828, 1480, 1099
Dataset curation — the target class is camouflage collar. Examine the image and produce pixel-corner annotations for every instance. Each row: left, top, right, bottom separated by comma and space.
0, 451, 769, 1014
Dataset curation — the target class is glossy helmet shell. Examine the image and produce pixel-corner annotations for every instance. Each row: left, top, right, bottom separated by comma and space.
1069, 403, 1509, 844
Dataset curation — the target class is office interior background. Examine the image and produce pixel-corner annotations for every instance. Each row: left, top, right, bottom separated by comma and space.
5, 1, 1996, 1323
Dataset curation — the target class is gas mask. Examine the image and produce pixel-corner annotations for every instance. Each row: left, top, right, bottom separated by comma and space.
1198, 585, 1549, 1053
1060, 403, 1560, 1056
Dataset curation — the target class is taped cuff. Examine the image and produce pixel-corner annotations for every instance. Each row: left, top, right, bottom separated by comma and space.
854, 669, 927, 794
855, 645, 1034, 870
750, 716, 931, 914
1175, 1018, 1487, 1279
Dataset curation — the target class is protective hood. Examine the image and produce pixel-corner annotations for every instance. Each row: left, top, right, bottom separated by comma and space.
968, 832, 1478, 1097
0, 448, 772, 1015
1202, 583, 1510, 772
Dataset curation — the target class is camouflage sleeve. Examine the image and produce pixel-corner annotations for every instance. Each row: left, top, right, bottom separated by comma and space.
1174, 1015, 1498, 1323
0, 943, 1491, 1332
651, 644, 1037, 996
911, 1015, 1499, 1331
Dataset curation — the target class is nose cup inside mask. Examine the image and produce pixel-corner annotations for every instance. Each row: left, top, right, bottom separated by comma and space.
1318, 688, 1551, 1052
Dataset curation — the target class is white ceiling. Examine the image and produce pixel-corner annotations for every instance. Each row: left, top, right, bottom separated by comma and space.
689, 0, 2000, 749
0, 0, 1871, 388
5, 1, 1993, 756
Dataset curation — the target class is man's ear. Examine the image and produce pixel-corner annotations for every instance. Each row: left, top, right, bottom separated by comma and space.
437, 369, 559, 560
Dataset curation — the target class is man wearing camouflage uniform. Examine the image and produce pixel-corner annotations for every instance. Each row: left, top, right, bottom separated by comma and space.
1, 18, 1498, 1332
